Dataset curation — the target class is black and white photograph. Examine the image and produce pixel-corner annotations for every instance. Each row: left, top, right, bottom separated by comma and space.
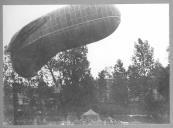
2, 4, 170, 126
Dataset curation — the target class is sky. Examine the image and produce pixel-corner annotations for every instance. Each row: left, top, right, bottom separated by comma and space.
3, 4, 169, 78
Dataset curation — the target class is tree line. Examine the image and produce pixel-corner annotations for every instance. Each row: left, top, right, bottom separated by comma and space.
96, 39, 169, 123
3, 38, 169, 124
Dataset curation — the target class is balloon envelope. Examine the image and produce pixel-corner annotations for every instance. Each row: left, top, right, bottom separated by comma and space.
7, 5, 121, 78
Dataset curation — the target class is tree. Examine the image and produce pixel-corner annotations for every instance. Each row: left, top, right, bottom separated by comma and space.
127, 39, 169, 123
49, 46, 96, 116
132, 38, 154, 77
3, 46, 26, 124
127, 65, 142, 104
3, 45, 54, 124
97, 70, 109, 103
152, 62, 169, 102
3, 44, 97, 123
144, 62, 170, 122
112, 59, 128, 105
80, 70, 97, 109
128, 38, 155, 104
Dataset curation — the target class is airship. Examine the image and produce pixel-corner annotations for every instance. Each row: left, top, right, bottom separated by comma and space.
7, 5, 121, 78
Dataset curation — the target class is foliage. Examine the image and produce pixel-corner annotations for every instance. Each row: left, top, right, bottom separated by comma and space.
46, 46, 97, 116
112, 59, 128, 105
132, 38, 154, 77
144, 62, 170, 122
127, 38, 155, 103
3, 37, 170, 124
97, 70, 109, 103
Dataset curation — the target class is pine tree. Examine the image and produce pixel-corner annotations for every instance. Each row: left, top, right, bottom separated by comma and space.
112, 59, 128, 105
97, 70, 108, 103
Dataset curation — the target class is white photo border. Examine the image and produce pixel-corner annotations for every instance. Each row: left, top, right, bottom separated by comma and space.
0, 0, 172, 128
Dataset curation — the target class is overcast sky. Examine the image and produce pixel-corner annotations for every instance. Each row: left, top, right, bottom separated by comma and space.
3, 4, 169, 78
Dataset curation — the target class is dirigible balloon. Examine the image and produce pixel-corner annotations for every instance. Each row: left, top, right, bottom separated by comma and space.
7, 5, 121, 78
